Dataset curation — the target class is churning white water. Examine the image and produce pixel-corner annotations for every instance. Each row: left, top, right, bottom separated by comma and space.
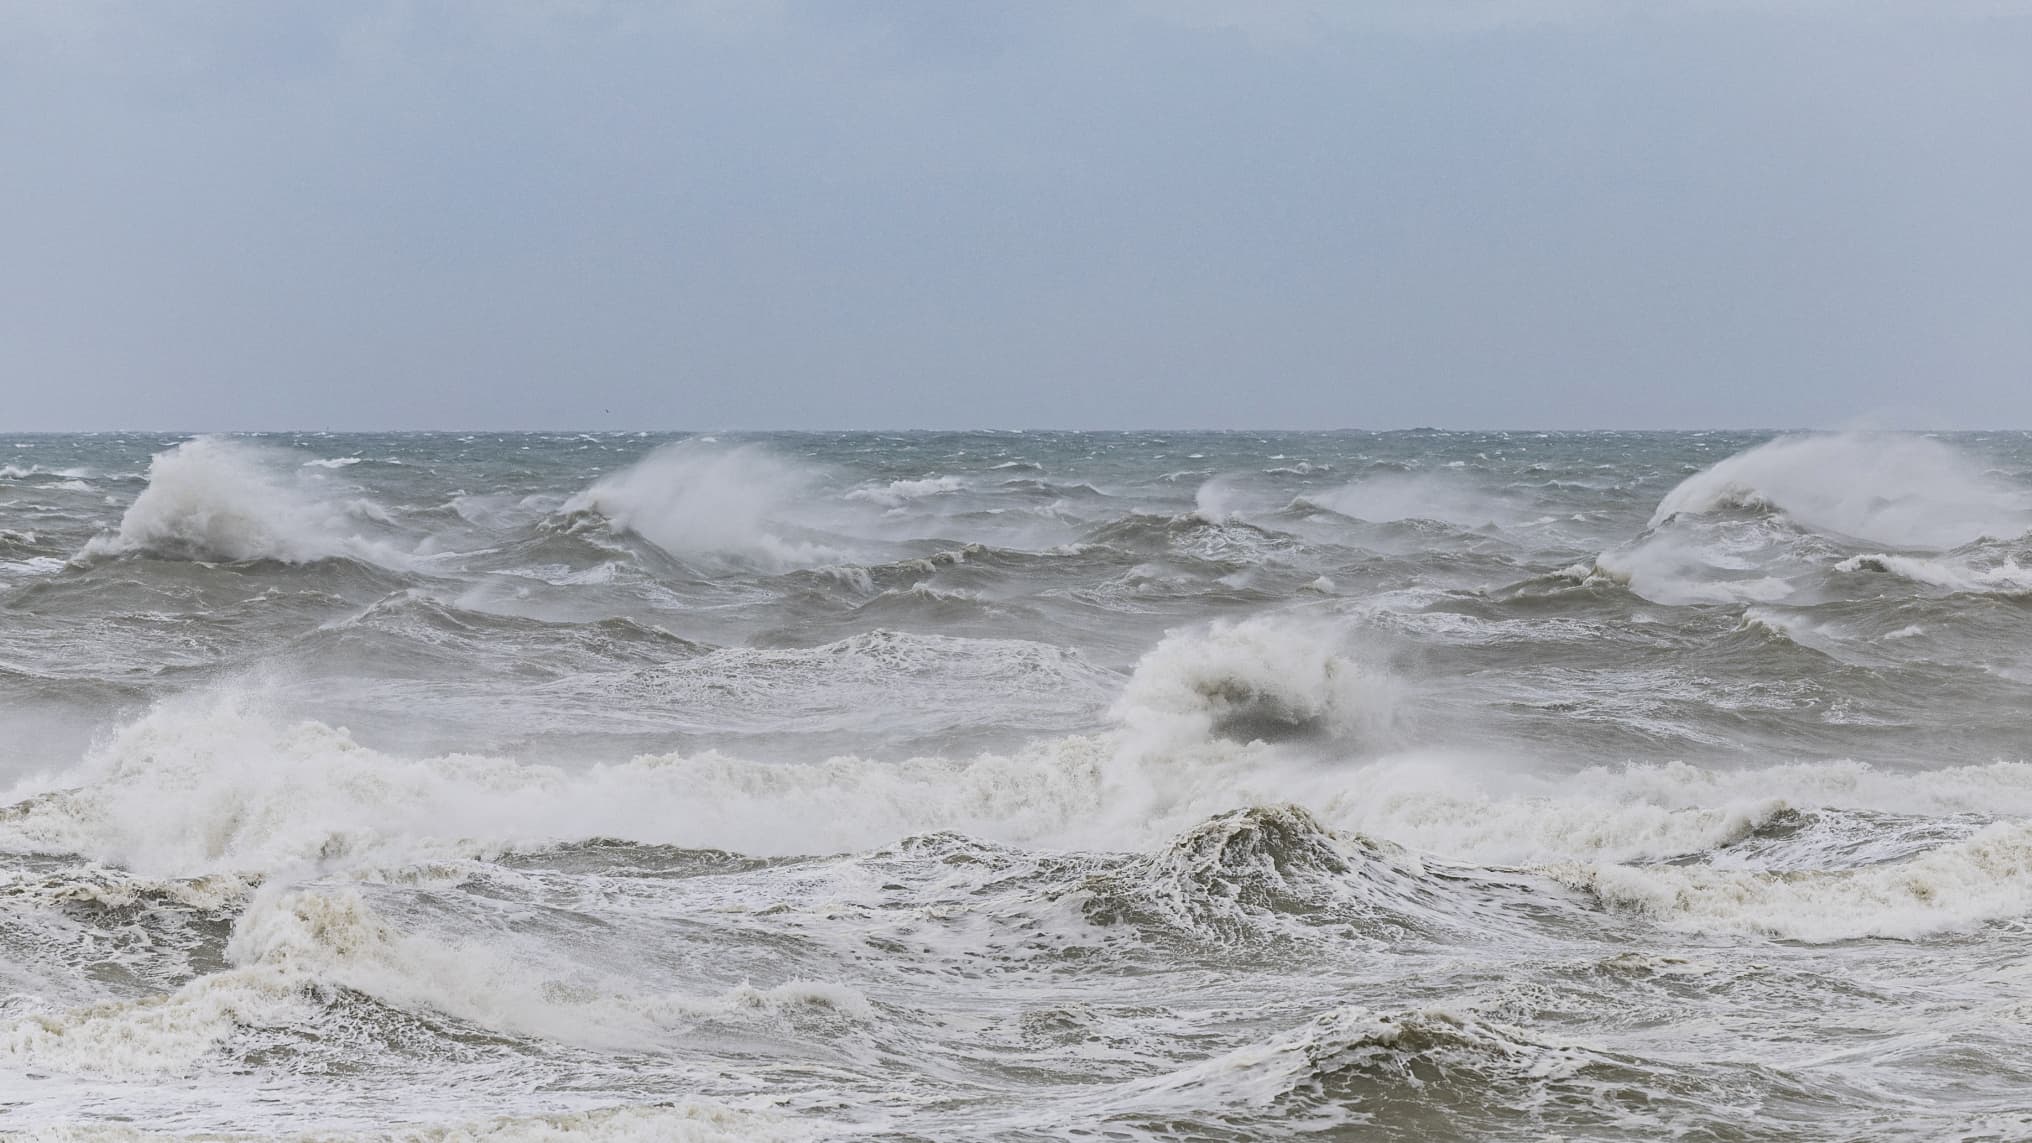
3, 429, 2031, 1140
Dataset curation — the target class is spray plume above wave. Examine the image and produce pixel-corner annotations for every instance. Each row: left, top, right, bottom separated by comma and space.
6, 428, 2032, 1138
1112, 615, 1398, 746
559, 440, 857, 571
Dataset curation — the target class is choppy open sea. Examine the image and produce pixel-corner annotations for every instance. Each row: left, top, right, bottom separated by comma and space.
3, 429, 2031, 1141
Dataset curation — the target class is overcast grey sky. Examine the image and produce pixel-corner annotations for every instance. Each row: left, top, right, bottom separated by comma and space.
4, 1, 2029, 430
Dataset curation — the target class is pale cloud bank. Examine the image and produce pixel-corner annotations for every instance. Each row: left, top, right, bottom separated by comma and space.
3, 1, 2028, 429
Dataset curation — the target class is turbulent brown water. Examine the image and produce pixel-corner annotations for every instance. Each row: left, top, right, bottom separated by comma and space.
3, 429, 2031, 1140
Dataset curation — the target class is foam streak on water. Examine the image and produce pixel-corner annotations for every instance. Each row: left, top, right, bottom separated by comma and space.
2, 430, 2030, 1140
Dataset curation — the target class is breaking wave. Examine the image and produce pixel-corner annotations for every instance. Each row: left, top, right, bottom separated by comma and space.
1649, 433, 2032, 549
1, 618, 1398, 873
75, 437, 410, 567
14, 428, 2032, 1138
559, 440, 851, 571
15, 667, 2032, 886
1590, 432, 2032, 605
1112, 615, 1400, 747
1836, 551, 2032, 595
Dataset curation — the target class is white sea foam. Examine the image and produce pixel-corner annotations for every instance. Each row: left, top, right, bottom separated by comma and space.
363, 1103, 807, 1143
602, 628, 1119, 737
10, 430, 2032, 1136
561, 441, 846, 570
0, 691, 1120, 872
14, 649, 2032, 889
1315, 755, 2032, 868
378, 1103, 809, 1143
1591, 531, 1797, 606
844, 474, 966, 508
0, 620, 1392, 872
1563, 819, 2032, 940
76, 438, 407, 566
1835, 552, 2032, 594
4, 874, 878, 1079
0, 555, 65, 578
1303, 756, 1791, 866
3, 887, 537, 1076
